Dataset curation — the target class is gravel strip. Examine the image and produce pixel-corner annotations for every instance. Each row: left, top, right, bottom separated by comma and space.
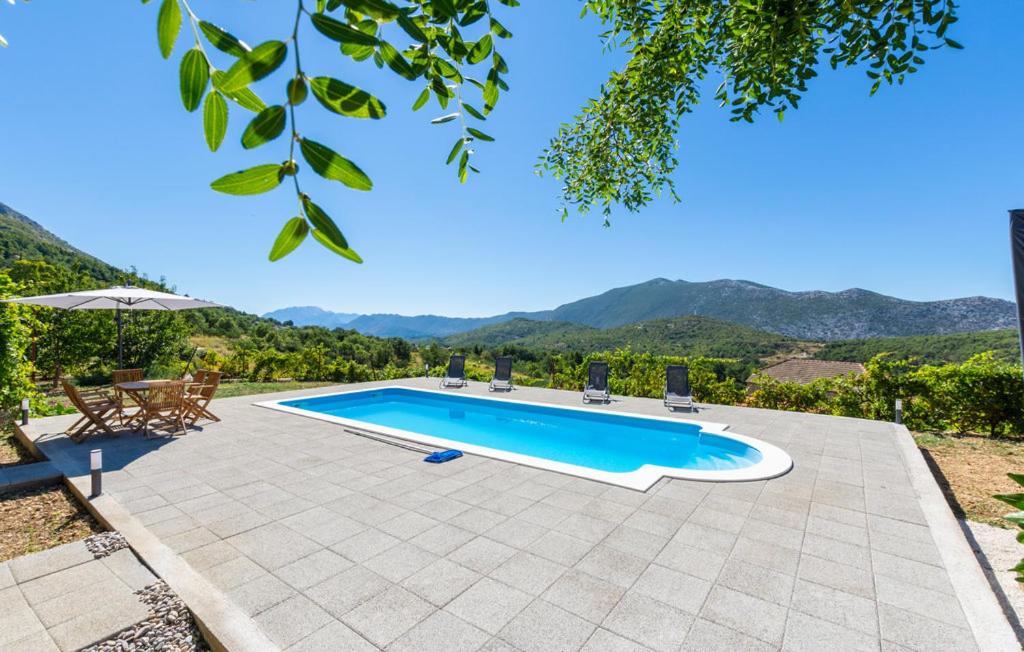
85, 531, 130, 559
962, 519, 1024, 645
81, 580, 209, 652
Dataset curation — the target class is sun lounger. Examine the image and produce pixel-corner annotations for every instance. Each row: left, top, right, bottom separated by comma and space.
440, 355, 468, 388
664, 364, 694, 411
489, 356, 513, 392
583, 361, 611, 403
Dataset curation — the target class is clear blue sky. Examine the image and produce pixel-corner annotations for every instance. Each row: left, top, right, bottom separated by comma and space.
2, 1, 1022, 317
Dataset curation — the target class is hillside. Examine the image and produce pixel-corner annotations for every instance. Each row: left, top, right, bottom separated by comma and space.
0, 203, 119, 282
816, 329, 1021, 364
266, 277, 1016, 341
444, 316, 809, 361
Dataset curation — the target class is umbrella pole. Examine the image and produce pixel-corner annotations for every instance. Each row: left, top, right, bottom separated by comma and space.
116, 307, 123, 369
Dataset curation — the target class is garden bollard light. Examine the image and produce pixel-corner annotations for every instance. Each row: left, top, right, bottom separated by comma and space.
425, 364, 429, 378
895, 399, 903, 425
20, 397, 29, 426
90, 449, 102, 498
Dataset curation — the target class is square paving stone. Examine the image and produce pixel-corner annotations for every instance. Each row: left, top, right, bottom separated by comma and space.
782, 610, 880, 652
631, 564, 712, 614
8, 541, 92, 583
444, 577, 533, 635
228, 573, 297, 616
306, 565, 391, 619
329, 528, 400, 563
340, 585, 433, 648
497, 599, 596, 652
276, 549, 352, 590
681, 617, 774, 652
798, 555, 875, 600
602, 591, 692, 652
789, 579, 878, 637
254, 595, 335, 648
542, 569, 625, 624
489, 551, 567, 596
447, 536, 517, 574
389, 610, 491, 652
527, 531, 593, 567
655, 540, 728, 582
363, 542, 439, 583
281, 507, 366, 546
285, 619, 376, 652
226, 523, 322, 570
401, 558, 481, 607
699, 586, 787, 647
576, 545, 648, 588
716, 559, 794, 606
580, 627, 653, 651
410, 523, 477, 556
205, 556, 266, 591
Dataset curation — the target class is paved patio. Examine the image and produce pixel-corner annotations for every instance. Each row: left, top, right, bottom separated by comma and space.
20, 378, 1018, 651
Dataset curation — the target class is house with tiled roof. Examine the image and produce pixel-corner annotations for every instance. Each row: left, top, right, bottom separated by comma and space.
747, 358, 865, 390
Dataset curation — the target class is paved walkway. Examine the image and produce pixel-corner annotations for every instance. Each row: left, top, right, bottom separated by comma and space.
0, 460, 61, 494
0, 538, 156, 650
19, 379, 1019, 651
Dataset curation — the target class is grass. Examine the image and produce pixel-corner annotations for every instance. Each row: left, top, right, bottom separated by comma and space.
215, 380, 336, 399
0, 484, 104, 562
915, 432, 1024, 528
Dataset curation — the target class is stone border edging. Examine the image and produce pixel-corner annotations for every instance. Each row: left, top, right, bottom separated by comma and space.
62, 474, 278, 652
892, 423, 1019, 651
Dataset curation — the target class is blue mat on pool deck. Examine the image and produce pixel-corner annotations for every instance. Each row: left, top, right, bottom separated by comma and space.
424, 449, 463, 464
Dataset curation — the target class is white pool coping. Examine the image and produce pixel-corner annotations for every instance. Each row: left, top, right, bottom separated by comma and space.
255, 385, 794, 491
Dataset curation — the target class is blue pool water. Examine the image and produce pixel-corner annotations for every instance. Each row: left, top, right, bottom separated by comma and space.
280, 388, 762, 474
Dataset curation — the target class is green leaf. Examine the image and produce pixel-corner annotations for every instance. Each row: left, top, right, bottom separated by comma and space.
269, 217, 308, 261
489, 17, 512, 38
334, 0, 400, 21
198, 21, 250, 57
179, 48, 209, 112
431, 0, 457, 20
1010, 473, 1024, 488
299, 138, 372, 191
219, 41, 288, 93
462, 102, 485, 120
995, 494, 1024, 511
202, 91, 228, 152
396, 14, 427, 43
288, 77, 308, 105
431, 113, 459, 124
311, 14, 379, 46
446, 138, 464, 165
212, 71, 267, 112
157, 0, 182, 59
467, 35, 493, 65
241, 105, 287, 149
378, 41, 416, 80
309, 77, 386, 119
302, 195, 348, 249
311, 229, 363, 263
210, 164, 284, 195
466, 127, 493, 141
944, 38, 964, 50
411, 87, 430, 111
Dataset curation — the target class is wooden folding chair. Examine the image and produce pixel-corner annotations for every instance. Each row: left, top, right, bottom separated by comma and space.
61, 378, 120, 443
139, 381, 187, 438
184, 370, 222, 426
112, 368, 144, 425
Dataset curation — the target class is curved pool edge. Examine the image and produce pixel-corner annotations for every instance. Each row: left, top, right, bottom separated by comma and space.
254, 385, 794, 492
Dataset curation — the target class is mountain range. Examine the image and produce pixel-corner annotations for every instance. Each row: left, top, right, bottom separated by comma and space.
264, 277, 1017, 341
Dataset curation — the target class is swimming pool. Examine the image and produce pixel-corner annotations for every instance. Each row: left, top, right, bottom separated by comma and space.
258, 386, 792, 490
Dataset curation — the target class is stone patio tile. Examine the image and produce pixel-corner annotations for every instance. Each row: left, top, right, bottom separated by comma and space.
8, 541, 92, 583
148, 514, 199, 538
0, 587, 46, 648
632, 563, 712, 614
329, 528, 401, 563
46, 591, 150, 652
740, 518, 804, 552
206, 510, 273, 539
254, 595, 335, 648
805, 515, 870, 547
789, 579, 878, 636
479, 492, 535, 518
874, 573, 967, 628
19, 560, 113, 605
681, 617, 773, 652
869, 532, 943, 567
527, 530, 592, 567
798, 554, 875, 600
286, 620, 376, 652
0, 562, 13, 590
410, 522, 476, 556
306, 565, 391, 618
581, 627, 654, 651
163, 526, 220, 553
866, 513, 932, 543
801, 532, 871, 570
485, 517, 548, 549
446, 506, 508, 534
364, 542, 439, 583
134, 504, 186, 526
378, 511, 440, 540
655, 540, 728, 582
729, 536, 800, 576
341, 585, 433, 648
444, 577, 533, 635
205, 556, 266, 591
878, 603, 978, 652
671, 522, 737, 555
871, 550, 954, 595
100, 548, 157, 590
276, 549, 352, 590
602, 591, 692, 652
782, 610, 880, 652
490, 551, 567, 596
401, 557, 481, 607
623, 509, 684, 538
256, 496, 317, 520
687, 506, 747, 535
389, 609, 491, 652
415, 495, 471, 522
498, 599, 596, 652
226, 522, 322, 570
699, 586, 787, 647
809, 502, 866, 528
576, 544, 648, 588
228, 573, 297, 616
448, 536, 517, 574
5, 630, 59, 652
517, 501, 572, 528
864, 489, 927, 525
325, 493, 406, 526
281, 507, 366, 546
542, 568, 626, 624
181, 540, 240, 571
555, 513, 618, 543
34, 575, 135, 628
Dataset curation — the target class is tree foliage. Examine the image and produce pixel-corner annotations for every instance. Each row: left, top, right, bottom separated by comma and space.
143, 0, 518, 262
538, 0, 962, 221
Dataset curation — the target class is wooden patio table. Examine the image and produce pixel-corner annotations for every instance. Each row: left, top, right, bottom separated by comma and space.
115, 380, 181, 432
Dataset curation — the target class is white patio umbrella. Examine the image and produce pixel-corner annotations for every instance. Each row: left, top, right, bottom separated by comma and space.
3, 285, 223, 368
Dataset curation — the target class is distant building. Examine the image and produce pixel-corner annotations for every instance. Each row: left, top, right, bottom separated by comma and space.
747, 359, 865, 390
